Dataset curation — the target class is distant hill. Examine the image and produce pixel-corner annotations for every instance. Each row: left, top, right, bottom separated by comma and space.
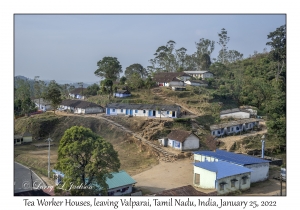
14, 75, 94, 88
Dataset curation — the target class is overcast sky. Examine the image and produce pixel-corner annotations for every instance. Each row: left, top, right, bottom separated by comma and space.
14, 14, 286, 84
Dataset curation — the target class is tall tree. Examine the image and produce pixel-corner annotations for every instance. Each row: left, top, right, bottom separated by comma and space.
175, 47, 187, 71
55, 126, 120, 195
43, 81, 62, 114
125, 63, 148, 79
194, 38, 215, 70
154, 40, 177, 72
217, 28, 230, 64
266, 24, 286, 82
95, 57, 122, 81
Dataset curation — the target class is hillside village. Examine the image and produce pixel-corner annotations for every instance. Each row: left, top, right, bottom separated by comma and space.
14, 25, 286, 196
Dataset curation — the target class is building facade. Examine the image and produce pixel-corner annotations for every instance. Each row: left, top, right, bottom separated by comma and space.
193, 149, 270, 183
106, 103, 181, 118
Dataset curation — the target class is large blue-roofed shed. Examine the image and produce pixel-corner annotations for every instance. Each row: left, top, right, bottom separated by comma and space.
193, 149, 270, 183
193, 161, 252, 195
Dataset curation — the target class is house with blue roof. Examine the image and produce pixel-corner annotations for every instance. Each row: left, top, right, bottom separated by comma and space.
193, 161, 252, 195
52, 170, 136, 196
193, 149, 270, 183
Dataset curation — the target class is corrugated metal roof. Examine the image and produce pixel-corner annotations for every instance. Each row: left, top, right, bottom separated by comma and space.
106, 103, 180, 111
210, 118, 261, 130
194, 161, 252, 179
193, 149, 270, 165
220, 108, 248, 115
51, 170, 136, 189
106, 170, 136, 189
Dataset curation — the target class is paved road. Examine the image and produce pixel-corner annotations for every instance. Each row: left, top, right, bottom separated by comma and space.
14, 162, 47, 193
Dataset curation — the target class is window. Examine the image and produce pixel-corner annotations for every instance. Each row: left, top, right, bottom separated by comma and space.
167, 111, 169, 114
236, 126, 239, 130
113, 109, 115, 112
212, 131, 215, 135
143, 110, 146, 113
231, 179, 238, 188
231, 128, 233, 131
194, 173, 200, 185
219, 183, 225, 191
158, 111, 160, 114
121, 109, 123, 112
242, 176, 248, 185
135, 110, 138, 113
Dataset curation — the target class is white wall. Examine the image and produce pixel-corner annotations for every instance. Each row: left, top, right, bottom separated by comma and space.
193, 166, 216, 189
245, 162, 269, 183
216, 173, 251, 195
182, 134, 199, 150
108, 185, 133, 196
194, 154, 218, 162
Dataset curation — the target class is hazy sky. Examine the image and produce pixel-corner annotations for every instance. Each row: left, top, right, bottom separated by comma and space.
14, 14, 286, 84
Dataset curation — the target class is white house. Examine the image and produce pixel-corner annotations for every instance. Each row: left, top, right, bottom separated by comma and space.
14, 135, 23, 145
59, 99, 104, 114
220, 108, 250, 119
164, 130, 199, 151
193, 149, 270, 183
69, 88, 86, 100
184, 71, 214, 79
34, 98, 52, 112
114, 90, 131, 98
210, 119, 261, 137
52, 170, 136, 196
184, 80, 208, 87
106, 103, 181, 118
23, 132, 33, 143
193, 161, 252, 195
153, 72, 190, 86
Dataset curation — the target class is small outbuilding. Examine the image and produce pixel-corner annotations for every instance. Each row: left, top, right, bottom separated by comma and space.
184, 80, 208, 87
34, 98, 52, 112
22, 132, 33, 143
14, 135, 23, 145
193, 160, 252, 195
114, 90, 131, 98
166, 130, 199, 151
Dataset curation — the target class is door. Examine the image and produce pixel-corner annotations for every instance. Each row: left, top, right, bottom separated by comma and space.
153, 110, 156, 117
107, 108, 110, 115
172, 111, 176, 117
126, 109, 129, 115
130, 109, 133, 115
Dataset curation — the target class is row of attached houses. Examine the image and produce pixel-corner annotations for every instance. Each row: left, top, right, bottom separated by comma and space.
106, 103, 181, 118
153, 71, 212, 88
52, 170, 136, 196
158, 130, 200, 151
184, 70, 214, 79
59, 99, 104, 114
193, 149, 270, 195
210, 118, 261, 137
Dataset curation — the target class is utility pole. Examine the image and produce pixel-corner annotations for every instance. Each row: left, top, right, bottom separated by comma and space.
45, 134, 53, 178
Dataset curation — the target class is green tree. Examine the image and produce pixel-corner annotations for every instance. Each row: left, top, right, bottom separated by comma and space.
43, 81, 62, 114
266, 24, 286, 82
55, 126, 120, 195
86, 83, 100, 96
217, 28, 230, 64
194, 38, 215, 70
119, 76, 127, 85
125, 63, 148, 79
95, 57, 122, 81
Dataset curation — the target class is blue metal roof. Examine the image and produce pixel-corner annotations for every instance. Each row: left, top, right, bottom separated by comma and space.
194, 161, 252, 179
193, 149, 270, 165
